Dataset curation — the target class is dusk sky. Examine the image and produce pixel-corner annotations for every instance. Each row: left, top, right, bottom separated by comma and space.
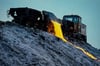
0, 0, 100, 49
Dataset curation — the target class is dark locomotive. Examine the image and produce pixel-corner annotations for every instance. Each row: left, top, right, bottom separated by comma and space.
62, 15, 87, 42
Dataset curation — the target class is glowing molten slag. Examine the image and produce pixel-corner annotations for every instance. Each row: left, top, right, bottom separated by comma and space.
75, 46, 97, 60
47, 20, 67, 42
69, 42, 98, 60
47, 20, 98, 61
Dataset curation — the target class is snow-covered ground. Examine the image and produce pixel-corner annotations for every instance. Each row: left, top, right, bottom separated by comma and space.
0, 21, 100, 66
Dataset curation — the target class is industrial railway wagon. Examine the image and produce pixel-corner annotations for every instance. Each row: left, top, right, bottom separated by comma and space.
8, 7, 87, 42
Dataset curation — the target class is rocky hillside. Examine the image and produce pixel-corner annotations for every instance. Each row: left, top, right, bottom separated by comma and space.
0, 21, 100, 66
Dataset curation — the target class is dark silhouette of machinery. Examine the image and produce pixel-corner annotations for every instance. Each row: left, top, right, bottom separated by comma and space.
8, 7, 87, 42
62, 15, 87, 42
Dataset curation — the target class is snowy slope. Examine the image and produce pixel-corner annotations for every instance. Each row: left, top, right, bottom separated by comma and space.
0, 21, 100, 66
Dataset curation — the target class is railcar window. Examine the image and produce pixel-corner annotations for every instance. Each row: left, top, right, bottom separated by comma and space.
66, 18, 73, 21
63, 16, 81, 23
14, 11, 17, 16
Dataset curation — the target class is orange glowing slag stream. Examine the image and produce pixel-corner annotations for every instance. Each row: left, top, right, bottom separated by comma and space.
48, 20, 98, 61
48, 20, 67, 42
68, 42, 98, 60
75, 45, 97, 60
